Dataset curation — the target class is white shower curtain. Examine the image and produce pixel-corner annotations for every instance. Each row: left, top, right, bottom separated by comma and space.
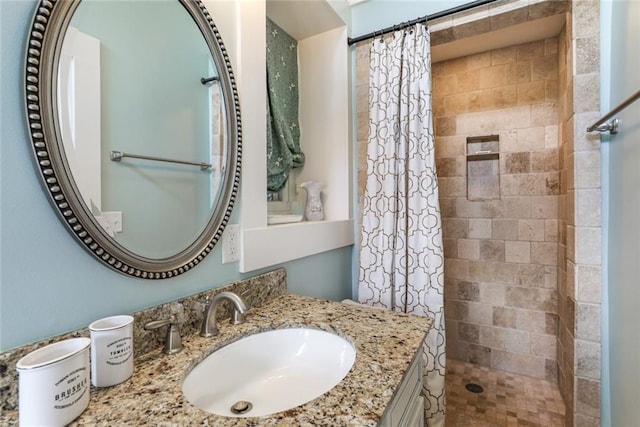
358, 24, 446, 427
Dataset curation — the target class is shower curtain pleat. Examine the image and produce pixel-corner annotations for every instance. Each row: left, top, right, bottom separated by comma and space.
358, 24, 446, 427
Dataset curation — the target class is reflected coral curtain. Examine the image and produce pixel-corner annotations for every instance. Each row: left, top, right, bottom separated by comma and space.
358, 24, 446, 427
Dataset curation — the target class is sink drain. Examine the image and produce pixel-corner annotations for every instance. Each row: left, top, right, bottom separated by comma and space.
230, 401, 253, 415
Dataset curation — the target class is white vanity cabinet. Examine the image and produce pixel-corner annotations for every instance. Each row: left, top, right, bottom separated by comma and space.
379, 352, 425, 427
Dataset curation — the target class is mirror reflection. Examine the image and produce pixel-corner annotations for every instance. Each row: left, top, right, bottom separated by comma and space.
57, 0, 226, 258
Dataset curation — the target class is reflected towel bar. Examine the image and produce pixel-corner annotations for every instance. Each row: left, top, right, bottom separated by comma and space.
587, 89, 640, 134
110, 151, 212, 171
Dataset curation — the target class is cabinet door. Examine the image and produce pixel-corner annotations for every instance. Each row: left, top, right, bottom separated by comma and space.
402, 393, 425, 427
379, 351, 424, 426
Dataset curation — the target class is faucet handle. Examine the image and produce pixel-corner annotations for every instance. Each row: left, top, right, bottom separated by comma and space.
144, 316, 183, 355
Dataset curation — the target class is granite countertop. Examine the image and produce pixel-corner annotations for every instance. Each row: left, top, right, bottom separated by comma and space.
3, 294, 431, 426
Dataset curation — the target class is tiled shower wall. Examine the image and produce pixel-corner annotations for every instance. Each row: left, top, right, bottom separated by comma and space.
558, 2, 602, 425
356, 34, 562, 381
354, 1, 602, 424
432, 38, 560, 381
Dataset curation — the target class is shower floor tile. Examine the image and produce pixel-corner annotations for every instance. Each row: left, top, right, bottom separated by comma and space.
445, 359, 566, 426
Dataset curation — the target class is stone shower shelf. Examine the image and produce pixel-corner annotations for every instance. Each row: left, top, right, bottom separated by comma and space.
466, 151, 499, 161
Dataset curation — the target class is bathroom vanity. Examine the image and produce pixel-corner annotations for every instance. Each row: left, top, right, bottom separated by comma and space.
82, 295, 431, 426
1, 292, 431, 426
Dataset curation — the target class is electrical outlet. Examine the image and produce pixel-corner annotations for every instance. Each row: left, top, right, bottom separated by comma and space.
102, 212, 123, 233
222, 224, 240, 263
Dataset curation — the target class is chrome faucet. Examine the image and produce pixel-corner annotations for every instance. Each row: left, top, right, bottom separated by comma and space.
200, 291, 248, 337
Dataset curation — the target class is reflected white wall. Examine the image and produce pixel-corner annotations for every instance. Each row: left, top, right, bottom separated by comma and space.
58, 27, 102, 214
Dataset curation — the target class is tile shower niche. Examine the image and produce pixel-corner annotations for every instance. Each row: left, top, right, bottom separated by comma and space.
466, 135, 500, 201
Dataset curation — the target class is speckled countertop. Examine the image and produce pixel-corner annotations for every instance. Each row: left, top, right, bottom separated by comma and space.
2, 294, 431, 426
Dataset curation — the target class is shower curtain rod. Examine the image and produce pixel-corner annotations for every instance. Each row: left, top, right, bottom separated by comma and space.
347, 0, 497, 46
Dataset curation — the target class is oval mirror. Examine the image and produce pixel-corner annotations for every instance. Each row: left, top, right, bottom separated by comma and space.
24, 0, 241, 279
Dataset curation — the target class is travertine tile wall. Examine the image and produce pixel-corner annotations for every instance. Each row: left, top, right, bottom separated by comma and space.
355, 42, 370, 222
354, 2, 602, 425
558, 2, 602, 426
557, 18, 574, 424
431, 38, 561, 381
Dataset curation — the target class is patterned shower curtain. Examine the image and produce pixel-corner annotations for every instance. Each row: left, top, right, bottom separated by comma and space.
358, 24, 446, 427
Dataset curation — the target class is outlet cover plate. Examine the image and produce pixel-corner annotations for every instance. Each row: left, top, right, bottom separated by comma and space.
222, 224, 240, 263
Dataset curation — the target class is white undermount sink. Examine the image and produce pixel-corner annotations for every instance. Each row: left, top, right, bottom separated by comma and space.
182, 328, 356, 417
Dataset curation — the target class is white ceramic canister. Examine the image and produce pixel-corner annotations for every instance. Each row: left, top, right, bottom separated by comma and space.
16, 337, 91, 426
89, 315, 134, 387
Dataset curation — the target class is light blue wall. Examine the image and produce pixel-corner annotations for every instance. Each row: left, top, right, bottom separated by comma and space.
0, 0, 352, 352
349, 0, 469, 38
601, 0, 640, 425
